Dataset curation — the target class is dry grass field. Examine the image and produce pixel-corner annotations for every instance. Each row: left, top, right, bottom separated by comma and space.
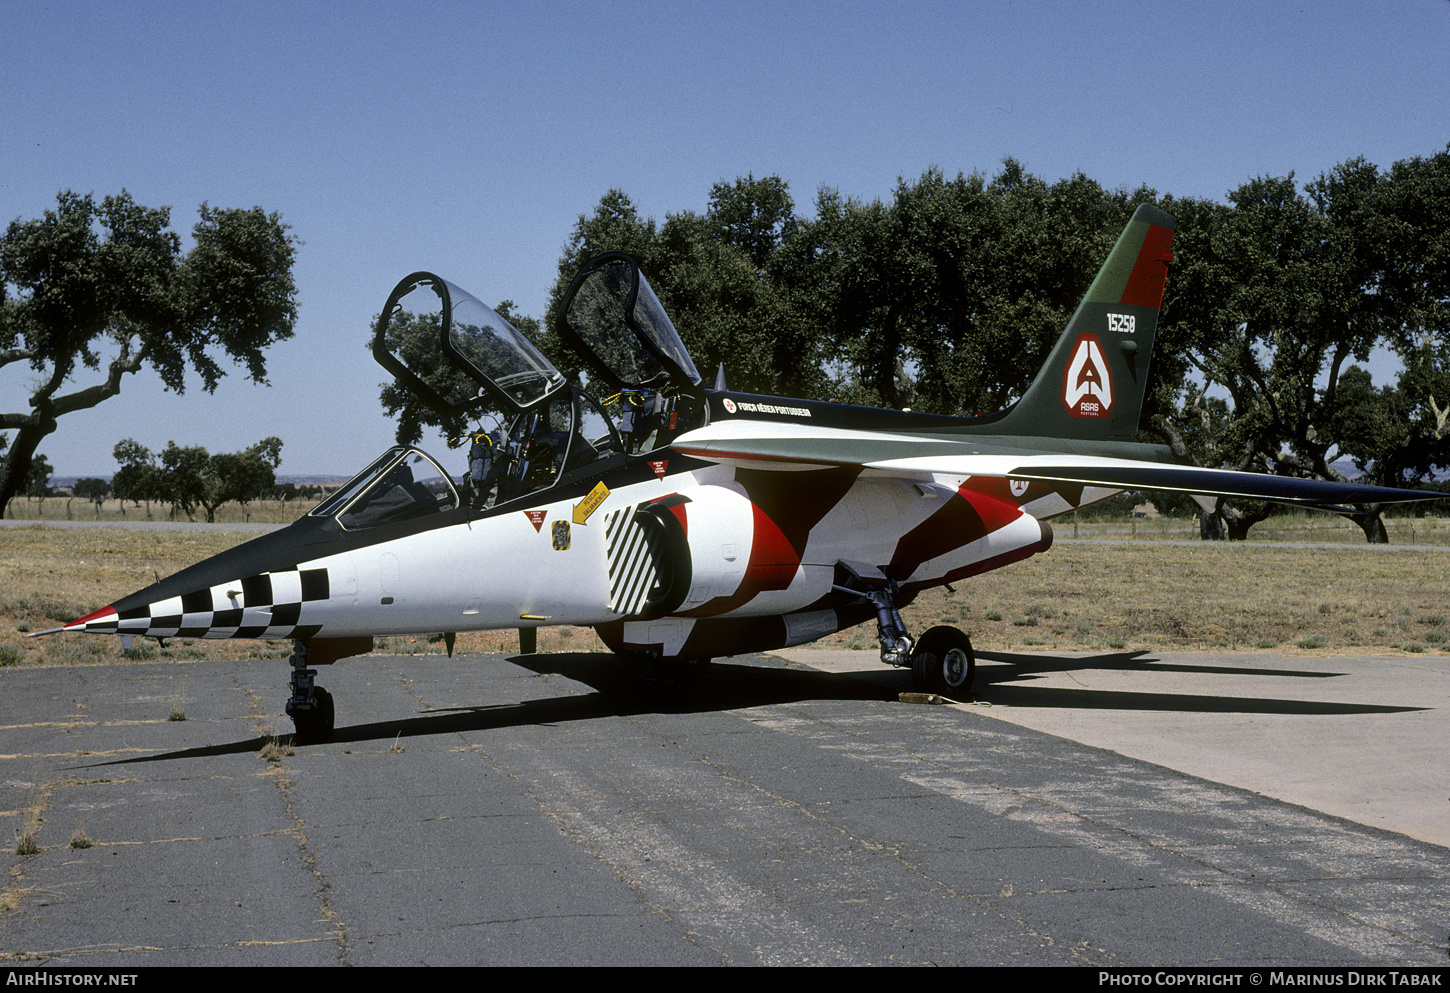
2, 515, 1448, 669
4, 494, 326, 526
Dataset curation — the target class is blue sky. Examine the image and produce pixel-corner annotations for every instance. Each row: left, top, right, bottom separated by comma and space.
4, 0, 1447, 477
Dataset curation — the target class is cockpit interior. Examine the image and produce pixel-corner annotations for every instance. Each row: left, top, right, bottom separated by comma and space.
327, 255, 707, 529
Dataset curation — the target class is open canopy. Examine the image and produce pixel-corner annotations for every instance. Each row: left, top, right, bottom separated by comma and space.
372, 257, 708, 465
557, 251, 701, 393
372, 272, 567, 421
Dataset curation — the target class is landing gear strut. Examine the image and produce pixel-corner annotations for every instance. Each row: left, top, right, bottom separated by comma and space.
834, 566, 976, 698
834, 566, 914, 666
285, 640, 335, 742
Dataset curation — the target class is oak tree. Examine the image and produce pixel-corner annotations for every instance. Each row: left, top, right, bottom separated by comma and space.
0, 190, 298, 514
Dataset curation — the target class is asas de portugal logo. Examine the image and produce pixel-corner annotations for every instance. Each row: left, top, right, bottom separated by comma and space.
1063, 334, 1113, 418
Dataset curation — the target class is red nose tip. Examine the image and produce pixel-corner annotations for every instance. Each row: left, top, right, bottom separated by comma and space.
64, 606, 118, 631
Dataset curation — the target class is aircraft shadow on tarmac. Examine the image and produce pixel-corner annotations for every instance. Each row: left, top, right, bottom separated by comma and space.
974, 649, 1426, 717
79, 653, 897, 767
79, 649, 1423, 769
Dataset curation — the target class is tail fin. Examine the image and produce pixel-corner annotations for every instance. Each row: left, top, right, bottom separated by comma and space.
992, 203, 1175, 441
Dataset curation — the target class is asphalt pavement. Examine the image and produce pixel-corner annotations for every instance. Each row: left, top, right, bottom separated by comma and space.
1, 647, 1447, 966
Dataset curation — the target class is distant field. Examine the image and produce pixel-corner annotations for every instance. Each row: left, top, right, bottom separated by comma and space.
9, 493, 1450, 543
4, 494, 327, 525
2, 518, 1447, 669
1045, 509, 1450, 546
881, 539, 1450, 657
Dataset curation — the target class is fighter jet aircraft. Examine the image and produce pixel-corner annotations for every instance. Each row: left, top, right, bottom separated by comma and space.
41, 204, 1435, 739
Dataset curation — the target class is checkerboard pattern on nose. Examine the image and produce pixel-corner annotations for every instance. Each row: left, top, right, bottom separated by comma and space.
67, 567, 331, 642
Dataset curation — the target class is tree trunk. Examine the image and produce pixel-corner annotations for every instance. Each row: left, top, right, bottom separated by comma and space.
1200, 498, 1272, 540
1349, 508, 1389, 544
1225, 516, 1258, 541
0, 418, 57, 517
1223, 500, 1274, 541
1199, 511, 1227, 541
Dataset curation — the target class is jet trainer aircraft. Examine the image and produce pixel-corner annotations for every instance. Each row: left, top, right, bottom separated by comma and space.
41, 204, 1435, 739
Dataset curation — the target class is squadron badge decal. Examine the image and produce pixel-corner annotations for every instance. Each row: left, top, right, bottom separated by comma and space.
1063, 333, 1113, 418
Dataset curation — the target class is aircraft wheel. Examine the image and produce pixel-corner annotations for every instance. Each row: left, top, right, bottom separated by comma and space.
911, 626, 975, 697
292, 687, 335, 742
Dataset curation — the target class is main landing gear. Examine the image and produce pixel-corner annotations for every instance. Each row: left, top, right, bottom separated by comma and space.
834, 567, 976, 698
910, 625, 976, 697
285, 640, 335, 742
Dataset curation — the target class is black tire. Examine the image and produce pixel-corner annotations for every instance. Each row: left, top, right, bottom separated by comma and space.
911, 626, 975, 696
292, 687, 335, 742
315, 687, 335, 734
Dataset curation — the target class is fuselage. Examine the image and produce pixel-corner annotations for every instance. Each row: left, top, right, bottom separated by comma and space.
63, 393, 1105, 660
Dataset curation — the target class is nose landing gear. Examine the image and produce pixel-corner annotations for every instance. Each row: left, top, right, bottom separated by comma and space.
285, 640, 335, 742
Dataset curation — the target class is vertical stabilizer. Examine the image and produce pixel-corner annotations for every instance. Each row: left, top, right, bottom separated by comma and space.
992, 203, 1175, 441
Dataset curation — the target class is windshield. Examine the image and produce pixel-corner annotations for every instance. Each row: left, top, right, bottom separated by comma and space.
311, 447, 459, 530
564, 257, 670, 387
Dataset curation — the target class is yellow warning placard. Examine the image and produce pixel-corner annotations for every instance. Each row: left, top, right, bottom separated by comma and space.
572, 481, 609, 524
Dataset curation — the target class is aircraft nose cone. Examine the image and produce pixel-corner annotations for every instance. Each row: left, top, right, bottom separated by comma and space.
87, 567, 331, 642
59, 518, 344, 643
63, 606, 120, 633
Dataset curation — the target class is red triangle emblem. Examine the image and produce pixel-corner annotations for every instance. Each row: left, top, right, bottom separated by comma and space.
524, 510, 547, 532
